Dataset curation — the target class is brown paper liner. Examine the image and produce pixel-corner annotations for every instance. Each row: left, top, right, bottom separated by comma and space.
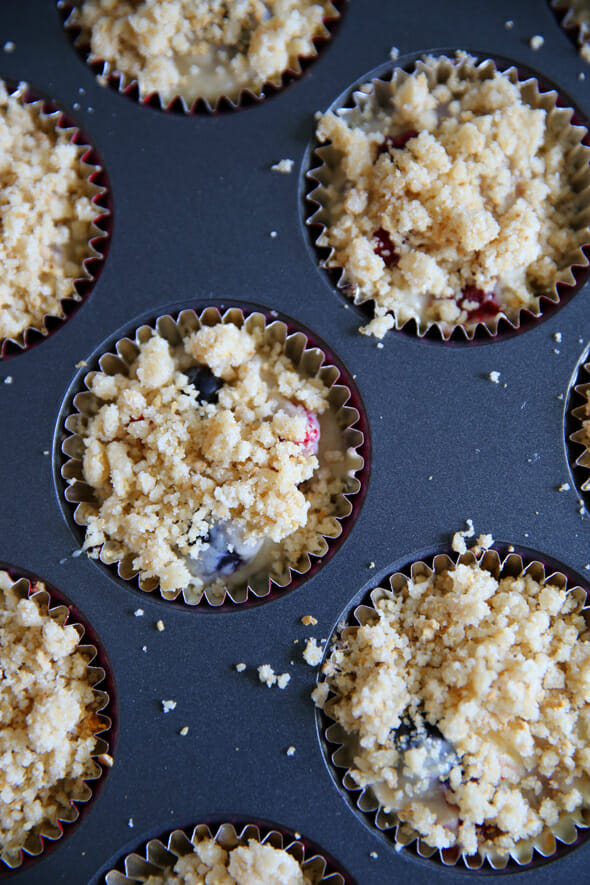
61, 306, 365, 607
59, 1, 342, 113
0, 569, 112, 869
104, 821, 347, 884
306, 52, 590, 341
0, 81, 109, 359
317, 548, 590, 870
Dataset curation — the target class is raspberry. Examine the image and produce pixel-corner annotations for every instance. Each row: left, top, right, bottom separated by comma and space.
458, 285, 501, 322
373, 228, 399, 267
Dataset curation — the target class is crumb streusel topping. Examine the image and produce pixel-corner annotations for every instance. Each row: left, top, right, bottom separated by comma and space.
75, 0, 335, 104
0, 571, 101, 859
315, 57, 581, 336
143, 838, 312, 885
0, 83, 96, 342
316, 561, 590, 857
76, 322, 348, 600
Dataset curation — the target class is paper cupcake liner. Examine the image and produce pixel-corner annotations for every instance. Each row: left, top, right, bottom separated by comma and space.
60, 306, 367, 607
567, 353, 590, 510
316, 547, 590, 871
59, 1, 342, 114
0, 80, 110, 359
306, 51, 590, 342
0, 567, 113, 869
551, 1, 590, 61
104, 820, 349, 884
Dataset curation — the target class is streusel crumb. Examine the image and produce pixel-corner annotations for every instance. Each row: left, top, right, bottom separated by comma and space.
75, 0, 336, 104
318, 560, 590, 857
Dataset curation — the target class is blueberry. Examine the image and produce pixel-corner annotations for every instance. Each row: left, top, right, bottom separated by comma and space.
215, 550, 245, 575
184, 364, 223, 403
200, 524, 246, 577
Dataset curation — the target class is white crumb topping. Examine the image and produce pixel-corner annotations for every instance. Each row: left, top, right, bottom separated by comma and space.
302, 637, 324, 666
315, 56, 581, 335
488, 371, 501, 384
451, 518, 475, 554
277, 673, 291, 689
0, 83, 96, 342
0, 570, 102, 858
76, 0, 336, 104
318, 561, 590, 857
142, 837, 312, 884
258, 664, 277, 687
271, 159, 294, 173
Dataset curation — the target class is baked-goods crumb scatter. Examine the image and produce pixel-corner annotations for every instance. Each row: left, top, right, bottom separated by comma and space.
161, 699, 177, 713
3, 376, 12, 385
128, 818, 134, 828
235, 662, 247, 673
0, 571, 104, 859
156, 620, 165, 632
451, 518, 475, 554
559, 482, 571, 492
505, 19, 515, 29
139, 837, 314, 884
3, 42, 15, 53
302, 637, 324, 666
75, 0, 336, 105
301, 615, 318, 626
257, 664, 291, 688
488, 371, 501, 384
179, 726, 189, 736
0, 83, 97, 342
553, 331, 562, 343
134, 608, 144, 617
529, 35, 545, 50
286, 746, 296, 756
317, 560, 590, 856
271, 159, 294, 173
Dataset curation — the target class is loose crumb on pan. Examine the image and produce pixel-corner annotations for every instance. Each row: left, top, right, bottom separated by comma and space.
156, 619, 165, 632
271, 158, 294, 173
301, 615, 317, 626
317, 560, 590, 857
128, 817, 134, 828
2, 42, 15, 54
286, 745, 296, 756
488, 371, 501, 384
161, 699, 177, 713
315, 55, 582, 336
302, 637, 324, 666
138, 837, 314, 884
74, 0, 337, 105
0, 83, 96, 342
133, 608, 144, 617
529, 34, 545, 50
0, 571, 103, 858
235, 662, 247, 673
451, 518, 475, 554
504, 19, 515, 29
257, 664, 291, 688
179, 726, 189, 736
558, 482, 571, 492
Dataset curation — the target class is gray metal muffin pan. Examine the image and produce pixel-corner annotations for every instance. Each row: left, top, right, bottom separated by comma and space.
0, 1, 589, 882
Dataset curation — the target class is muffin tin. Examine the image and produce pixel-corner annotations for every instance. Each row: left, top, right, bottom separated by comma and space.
0, 1, 589, 883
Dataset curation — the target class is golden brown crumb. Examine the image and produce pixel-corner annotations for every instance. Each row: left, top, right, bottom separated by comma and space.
301, 615, 318, 626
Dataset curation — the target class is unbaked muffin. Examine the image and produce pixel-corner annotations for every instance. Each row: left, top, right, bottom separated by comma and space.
314, 551, 590, 867
0, 570, 110, 868
67, 0, 340, 108
309, 53, 590, 339
62, 309, 364, 605
0, 81, 105, 350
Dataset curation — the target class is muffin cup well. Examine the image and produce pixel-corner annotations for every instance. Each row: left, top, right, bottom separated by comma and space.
59, 1, 342, 113
316, 548, 590, 871
0, 568, 112, 869
104, 821, 347, 884
61, 306, 366, 607
306, 51, 590, 342
0, 81, 109, 359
